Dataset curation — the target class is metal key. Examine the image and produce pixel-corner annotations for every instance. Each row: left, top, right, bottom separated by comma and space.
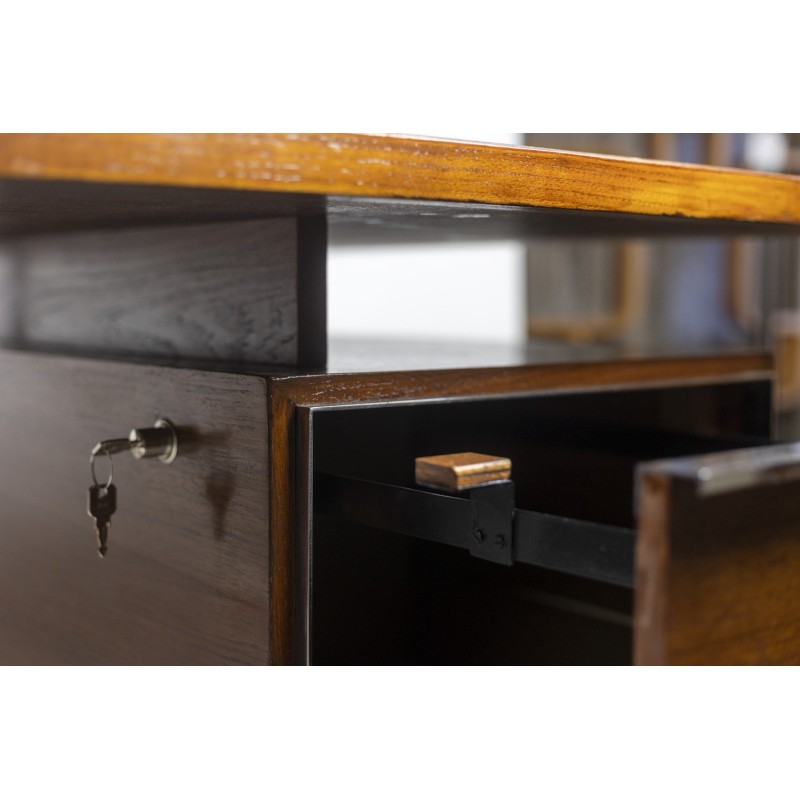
91, 439, 133, 456
88, 483, 117, 558
85, 419, 177, 556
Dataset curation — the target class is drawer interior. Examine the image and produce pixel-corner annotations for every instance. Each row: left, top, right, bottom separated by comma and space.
309, 379, 771, 664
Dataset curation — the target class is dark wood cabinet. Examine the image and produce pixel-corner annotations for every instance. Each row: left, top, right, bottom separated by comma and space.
1, 134, 799, 664
0, 351, 271, 664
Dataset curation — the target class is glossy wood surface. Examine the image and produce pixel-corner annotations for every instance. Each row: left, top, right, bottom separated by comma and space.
321, 339, 773, 375
635, 462, 800, 665
2, 133, 799, 224
0, 351, 271, 664
276, 352, 772, 402
2, 135, 800, 242
0, 217, 326, 365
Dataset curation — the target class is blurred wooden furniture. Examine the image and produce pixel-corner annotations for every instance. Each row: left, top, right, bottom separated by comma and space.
1, 134, 800, 665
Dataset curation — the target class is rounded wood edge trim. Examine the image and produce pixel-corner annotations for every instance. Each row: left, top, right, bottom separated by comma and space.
272, 355, 773, 408
1, 134, 800, 224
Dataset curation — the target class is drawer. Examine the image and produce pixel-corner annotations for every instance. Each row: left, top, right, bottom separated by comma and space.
636, 446, 800, 665
0, 351, 270, 664
299, 376, 800, 665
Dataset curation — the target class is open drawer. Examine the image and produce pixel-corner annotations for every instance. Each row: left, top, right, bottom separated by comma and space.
636, 445, 800, 665
304, 377, 800, 665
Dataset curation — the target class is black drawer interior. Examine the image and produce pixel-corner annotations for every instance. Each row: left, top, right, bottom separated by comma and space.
309, 379, 771, 664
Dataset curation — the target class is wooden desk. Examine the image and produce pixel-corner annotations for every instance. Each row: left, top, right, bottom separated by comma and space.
1, 134, 798, 664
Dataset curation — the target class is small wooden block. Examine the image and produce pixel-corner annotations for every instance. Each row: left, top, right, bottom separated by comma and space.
415, 452, 512, 491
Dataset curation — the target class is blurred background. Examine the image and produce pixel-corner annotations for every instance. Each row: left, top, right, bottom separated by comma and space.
329, 132, 800, 435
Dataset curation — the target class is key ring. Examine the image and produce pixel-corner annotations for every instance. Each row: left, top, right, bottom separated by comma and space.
90, 446, 114, 490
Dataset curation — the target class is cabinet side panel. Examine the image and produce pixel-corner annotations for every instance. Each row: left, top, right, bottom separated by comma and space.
0, 352, 270, 664
0, 217, 317, 364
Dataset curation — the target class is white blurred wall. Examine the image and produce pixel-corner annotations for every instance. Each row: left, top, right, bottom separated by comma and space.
328, 133, 527, 345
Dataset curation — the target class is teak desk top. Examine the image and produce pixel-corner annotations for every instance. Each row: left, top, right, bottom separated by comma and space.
2, 133, 800, 241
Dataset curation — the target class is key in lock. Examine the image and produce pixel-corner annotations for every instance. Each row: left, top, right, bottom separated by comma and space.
88, 418, 179, 557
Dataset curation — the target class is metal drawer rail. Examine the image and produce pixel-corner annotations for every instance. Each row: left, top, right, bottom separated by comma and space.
314, 473, 634, 587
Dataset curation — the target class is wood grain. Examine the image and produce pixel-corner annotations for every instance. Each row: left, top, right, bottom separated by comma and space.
415, 453, 512, 491
269, 382, 296, 665
635, 460, 800, 665
2, 134, 800, 226
0, 351, 271, 664
0, 217, 327, 365
274, 352, 772, 406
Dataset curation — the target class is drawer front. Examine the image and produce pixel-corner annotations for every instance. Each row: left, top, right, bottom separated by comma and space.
636, 446, 800, 665
0, 352, 270, 664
